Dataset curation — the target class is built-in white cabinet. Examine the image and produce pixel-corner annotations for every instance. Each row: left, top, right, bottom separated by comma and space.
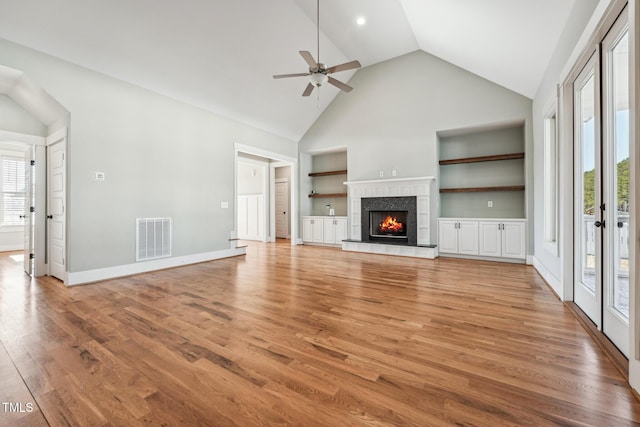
302, 216, 347, 245
438, 220, 479, 255
323, 217, 348, 244
438, 218, 526, 261
478, 220, 526, 259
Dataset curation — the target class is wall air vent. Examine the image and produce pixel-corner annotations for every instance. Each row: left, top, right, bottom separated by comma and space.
136, 218, 172, 262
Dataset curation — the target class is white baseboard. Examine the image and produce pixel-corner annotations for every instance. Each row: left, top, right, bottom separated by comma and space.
532, 256, 562, 299
66, 247, 247, 286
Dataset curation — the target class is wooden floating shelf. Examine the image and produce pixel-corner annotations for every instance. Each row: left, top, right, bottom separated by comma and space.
440, 185, 525, 193
439, 152, 525, 165
308, 170, 348, 177
308, 193, 348, 198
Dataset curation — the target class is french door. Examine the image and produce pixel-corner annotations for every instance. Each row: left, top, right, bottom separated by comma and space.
574, 8, 629, 356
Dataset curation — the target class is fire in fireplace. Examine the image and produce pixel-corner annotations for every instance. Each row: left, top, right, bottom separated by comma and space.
379, 215, 404, 234
370, 210, 408, 240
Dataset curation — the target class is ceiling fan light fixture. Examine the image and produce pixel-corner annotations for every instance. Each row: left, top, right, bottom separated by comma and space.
309, 73, 328, 87
272, 0, 361, 96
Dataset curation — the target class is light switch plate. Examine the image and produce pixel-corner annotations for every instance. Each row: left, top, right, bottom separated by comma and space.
94, 171, 105, 181
221, 201, 229, 209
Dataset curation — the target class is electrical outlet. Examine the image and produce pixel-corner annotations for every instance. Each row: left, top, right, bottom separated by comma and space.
392, 169, 397, 177
488, 200, 493, 208
379, 171, 384, 177
221, 201, 229, 209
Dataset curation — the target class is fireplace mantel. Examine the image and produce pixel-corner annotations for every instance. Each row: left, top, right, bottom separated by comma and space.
342, 176, 436, 259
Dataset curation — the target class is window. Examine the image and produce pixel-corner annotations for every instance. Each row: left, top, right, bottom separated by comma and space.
1, 155, 26, 227
543, 103, 558, 254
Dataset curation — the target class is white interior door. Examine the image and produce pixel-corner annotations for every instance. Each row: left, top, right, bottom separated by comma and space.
23, 146, 34, 276
47, 138, 66, 281
601, 9, 629, 357
275, 180, 288, 239
574, 52, 601, 327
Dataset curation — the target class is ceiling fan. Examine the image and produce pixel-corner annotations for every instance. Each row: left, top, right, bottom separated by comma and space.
273, 0, 361, 97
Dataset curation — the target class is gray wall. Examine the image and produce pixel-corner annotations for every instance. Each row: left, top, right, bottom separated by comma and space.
440, 125, 525, 219
237, 161, 266, 195
0, 37, 297, 273
532, 0, 600, 293
0, 95, 47, 136
299, 50, 533, 250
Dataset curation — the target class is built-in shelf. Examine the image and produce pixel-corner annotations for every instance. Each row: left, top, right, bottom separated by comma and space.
309, 193, 348, 198
308, 169, 348, 177
440, 185, 525, 193
439, 152, 524, 165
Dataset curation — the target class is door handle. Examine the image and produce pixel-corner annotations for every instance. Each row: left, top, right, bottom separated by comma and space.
19, 214, 26, 219
47, 215, 53, 219
594, 220, 605, 228
617, 221, 623, 228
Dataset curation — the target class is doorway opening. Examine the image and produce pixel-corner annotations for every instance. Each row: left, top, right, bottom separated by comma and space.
234, 143, 298, 245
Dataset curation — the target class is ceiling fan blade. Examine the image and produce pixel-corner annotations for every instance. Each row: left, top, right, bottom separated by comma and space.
326, 60, 361, 74
273, 73, 309, 79
302, 82, 315, 97
299, 51, 318, 69
327, 76, 353, 93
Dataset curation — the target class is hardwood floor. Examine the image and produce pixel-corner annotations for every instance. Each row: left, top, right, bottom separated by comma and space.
1, 242, 639, 426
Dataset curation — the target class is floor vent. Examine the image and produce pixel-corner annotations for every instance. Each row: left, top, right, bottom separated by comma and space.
136, 218, 172, 262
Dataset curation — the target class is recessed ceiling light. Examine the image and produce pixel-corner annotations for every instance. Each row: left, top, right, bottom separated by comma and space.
356, 17, 366, 26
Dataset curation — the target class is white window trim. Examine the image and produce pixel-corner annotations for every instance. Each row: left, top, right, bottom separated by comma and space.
0, 150, 27, 230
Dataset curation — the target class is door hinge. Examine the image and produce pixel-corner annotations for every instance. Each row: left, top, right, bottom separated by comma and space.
30, 160, 35, 166
29, 253, 35, 260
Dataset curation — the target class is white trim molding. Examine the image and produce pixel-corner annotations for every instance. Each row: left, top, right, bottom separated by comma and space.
0, 130, 46, 146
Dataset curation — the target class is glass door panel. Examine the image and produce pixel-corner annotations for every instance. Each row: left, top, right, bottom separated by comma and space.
574, 52, 601, 327
611, 31, 629, 319
601, 8, 629, 357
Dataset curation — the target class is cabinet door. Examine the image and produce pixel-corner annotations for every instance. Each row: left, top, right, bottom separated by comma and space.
302, 218, 314, 243
323, 218, 336, 244
335, 218, 348, 243
478, 221, 501, 257
457, 221, 479, 255
438, 220, 458, 254
502, 221, 526, 259
312, 218, 324, 243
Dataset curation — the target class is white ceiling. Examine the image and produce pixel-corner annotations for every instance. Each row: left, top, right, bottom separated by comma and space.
0, 0, 577, 141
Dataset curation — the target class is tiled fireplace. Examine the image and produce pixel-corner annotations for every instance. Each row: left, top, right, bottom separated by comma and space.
342, 176, 437, 259
361, 196, 416, 245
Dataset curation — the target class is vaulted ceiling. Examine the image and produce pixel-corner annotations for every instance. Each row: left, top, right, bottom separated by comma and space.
0, 0, 577, 141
